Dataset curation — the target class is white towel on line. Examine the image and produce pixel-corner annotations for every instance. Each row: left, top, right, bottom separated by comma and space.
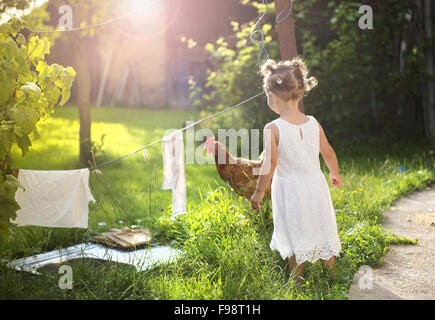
12, 168, 95, 228
161, 130, 187, 217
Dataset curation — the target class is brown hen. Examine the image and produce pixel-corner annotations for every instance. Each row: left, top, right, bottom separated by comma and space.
205, 136, 271, 200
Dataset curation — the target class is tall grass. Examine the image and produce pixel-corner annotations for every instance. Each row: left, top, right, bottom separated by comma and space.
0, 106, 434, 299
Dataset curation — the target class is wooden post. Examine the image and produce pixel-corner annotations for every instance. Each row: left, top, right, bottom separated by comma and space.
274, 0, 304, 112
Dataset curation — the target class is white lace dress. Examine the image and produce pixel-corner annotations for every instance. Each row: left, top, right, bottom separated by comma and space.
269, 115, 342, 264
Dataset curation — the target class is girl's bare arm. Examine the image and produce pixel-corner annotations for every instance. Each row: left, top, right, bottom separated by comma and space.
318, 122, 342, 186
251, 123, 278, 209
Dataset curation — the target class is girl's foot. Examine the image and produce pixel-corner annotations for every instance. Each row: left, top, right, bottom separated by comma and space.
322, 256, 336, 278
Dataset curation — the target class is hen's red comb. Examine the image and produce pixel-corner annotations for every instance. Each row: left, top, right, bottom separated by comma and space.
205, 136, 215, 154
205, 136, 215, 146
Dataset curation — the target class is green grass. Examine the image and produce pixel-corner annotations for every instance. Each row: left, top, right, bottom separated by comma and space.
0, 106, 434, 299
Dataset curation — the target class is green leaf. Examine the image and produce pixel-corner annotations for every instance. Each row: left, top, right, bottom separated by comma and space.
9, 106, 40, 135
65, 66, 76, 77
15, 33, 27, 46
27, 36, 50, 62
15, 133, 32, 157
7, 18, 25, 36
44, 86, 61, 107
13, 125, 24, 137
3, 174, 23, 193
0, 74, 16, 106
0, 198, 20, 222
0, 130, 13, 158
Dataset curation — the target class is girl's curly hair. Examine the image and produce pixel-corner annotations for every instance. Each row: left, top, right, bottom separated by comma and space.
259, 56, 318, 101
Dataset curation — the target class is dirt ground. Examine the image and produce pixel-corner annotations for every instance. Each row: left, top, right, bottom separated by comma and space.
348, 183, 435, 300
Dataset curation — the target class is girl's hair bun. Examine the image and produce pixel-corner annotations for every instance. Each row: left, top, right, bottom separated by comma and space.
260, 59, 277, 77
288, 56, 308, 77
304, 76, 318, 92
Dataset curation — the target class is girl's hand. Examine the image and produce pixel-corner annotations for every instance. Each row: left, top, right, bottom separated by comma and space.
329, 172, 342, 187
250, 190, 264, 210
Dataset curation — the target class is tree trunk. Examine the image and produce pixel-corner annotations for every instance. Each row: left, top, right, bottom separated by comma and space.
274, 0, 303, 112
73, 38, 92, 166
70, 3, 92, 166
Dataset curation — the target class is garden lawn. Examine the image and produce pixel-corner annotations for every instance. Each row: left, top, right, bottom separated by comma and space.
0, 106, 434, 299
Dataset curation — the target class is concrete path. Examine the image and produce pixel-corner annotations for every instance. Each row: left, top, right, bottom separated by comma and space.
348, 183, 435, 300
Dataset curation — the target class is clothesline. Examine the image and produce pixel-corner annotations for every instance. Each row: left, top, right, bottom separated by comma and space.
24, 0, 293, 35
88, 91, 265, 171
26, 0, 158, 33
23, 0, 292, 70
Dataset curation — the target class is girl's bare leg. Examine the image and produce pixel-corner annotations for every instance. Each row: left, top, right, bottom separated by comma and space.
288, 254, 304, 278
322, 256, 335, 277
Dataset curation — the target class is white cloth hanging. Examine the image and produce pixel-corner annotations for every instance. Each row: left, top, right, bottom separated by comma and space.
12, 168, 95, 229
161, 130, 187, 217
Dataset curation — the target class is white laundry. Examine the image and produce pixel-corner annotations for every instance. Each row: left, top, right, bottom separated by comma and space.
12, 168, 95, 228
161, 130, 186, 217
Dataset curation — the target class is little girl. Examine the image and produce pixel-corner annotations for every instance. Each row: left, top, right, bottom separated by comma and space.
250, 57, 342, 281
